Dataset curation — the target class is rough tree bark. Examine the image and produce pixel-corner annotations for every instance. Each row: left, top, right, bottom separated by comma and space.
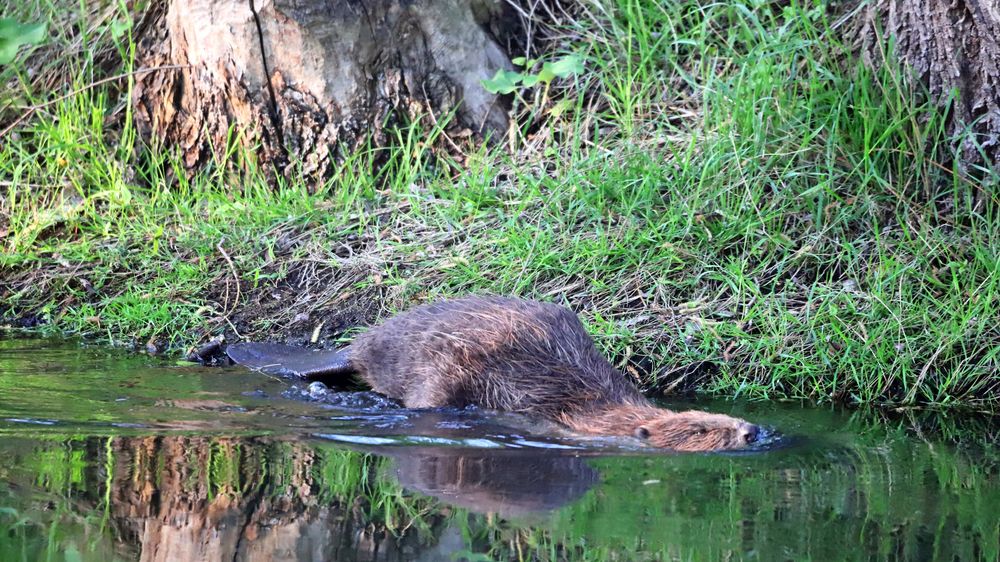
854, 0, 1000, 170
133, 0, 520, 177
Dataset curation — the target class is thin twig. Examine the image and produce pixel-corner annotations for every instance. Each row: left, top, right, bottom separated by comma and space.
217, 239, 242, 320
421, 83, 466, 157
906, 343, 947, 405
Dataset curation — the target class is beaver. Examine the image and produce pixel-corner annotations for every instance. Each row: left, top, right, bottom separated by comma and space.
228, 296, 760, 451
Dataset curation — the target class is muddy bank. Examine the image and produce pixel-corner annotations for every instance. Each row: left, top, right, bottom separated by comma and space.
1, 241, 697, 392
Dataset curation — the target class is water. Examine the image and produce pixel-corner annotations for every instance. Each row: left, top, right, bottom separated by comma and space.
1, 338, 998, 561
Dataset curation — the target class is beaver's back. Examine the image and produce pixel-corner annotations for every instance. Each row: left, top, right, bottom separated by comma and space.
348, 296, 645, 418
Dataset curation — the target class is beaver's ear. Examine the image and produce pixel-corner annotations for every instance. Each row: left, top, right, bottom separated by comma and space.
635, 426, 651, 440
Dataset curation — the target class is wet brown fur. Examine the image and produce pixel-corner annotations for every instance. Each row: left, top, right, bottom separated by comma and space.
346, 296, 758, 452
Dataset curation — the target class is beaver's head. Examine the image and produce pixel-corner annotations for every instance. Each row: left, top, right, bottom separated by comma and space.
635, 410, 759, 451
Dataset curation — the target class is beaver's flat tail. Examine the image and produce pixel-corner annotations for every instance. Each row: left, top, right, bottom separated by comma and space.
227, 342, 355, 380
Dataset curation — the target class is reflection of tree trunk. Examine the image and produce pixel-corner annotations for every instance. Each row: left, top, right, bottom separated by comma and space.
854, 0, 1000, 170
100, 434, 598, 560
108, 436, 426, 562
133, 0, 518, 178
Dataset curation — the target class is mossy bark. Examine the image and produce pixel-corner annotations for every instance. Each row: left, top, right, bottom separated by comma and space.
132, 0, 517, 178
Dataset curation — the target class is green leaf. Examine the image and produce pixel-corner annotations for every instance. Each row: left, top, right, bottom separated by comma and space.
548, 99, 573, 118
0, 19, 47, 65
511, 56, 526, 66
0, 44, 16, 64
536, 63, 556, 84
521, 73, 540, 87
548, 54, 584, 78
480, 69, 523, 94
0, 19, 47, 44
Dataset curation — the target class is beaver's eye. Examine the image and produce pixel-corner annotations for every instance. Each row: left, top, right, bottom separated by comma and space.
635, 427, 651, 439
697, 427, 708, 435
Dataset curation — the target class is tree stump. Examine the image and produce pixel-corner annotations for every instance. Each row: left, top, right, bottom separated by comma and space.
855, 0, 1000, 171
133, 0, 519, 177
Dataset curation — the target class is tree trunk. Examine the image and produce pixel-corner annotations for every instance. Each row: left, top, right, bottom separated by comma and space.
133, 0, 518, 178
854, 0, 1000, 170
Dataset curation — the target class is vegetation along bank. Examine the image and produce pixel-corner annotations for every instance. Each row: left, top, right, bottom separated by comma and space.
1, 1, 997, 409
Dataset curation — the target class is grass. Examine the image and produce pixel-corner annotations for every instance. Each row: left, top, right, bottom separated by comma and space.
1, 0, 998, 408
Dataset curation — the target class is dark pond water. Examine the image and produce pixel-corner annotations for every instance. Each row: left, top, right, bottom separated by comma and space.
1, 338, 999, 561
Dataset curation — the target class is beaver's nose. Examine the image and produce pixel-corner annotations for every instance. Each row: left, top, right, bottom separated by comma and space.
739, 423, 760, 444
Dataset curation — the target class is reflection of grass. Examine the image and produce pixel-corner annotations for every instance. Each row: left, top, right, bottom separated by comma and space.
206, 440, 246, 500
467, 412, 1000, 561
32, 440, 87, 493
3, 1, 997, 408
1, 504, 122, 562
312, 446, 438, 533
1, 437, 124, 562
1, 417, 1000, 561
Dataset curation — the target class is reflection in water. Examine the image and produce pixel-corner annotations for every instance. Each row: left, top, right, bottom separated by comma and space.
3, 339, 1000, 561
110, 436, 322, 562
110, 437, 599, 560
316, 410, 601, 517
3, 435, 597, 561
388, 449, 599, 518
2, 427, 998, 561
